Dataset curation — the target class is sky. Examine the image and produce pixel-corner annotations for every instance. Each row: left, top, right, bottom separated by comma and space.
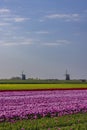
0, 0, 87, 79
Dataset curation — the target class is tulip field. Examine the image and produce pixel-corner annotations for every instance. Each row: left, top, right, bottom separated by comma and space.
0, 87, 87, 130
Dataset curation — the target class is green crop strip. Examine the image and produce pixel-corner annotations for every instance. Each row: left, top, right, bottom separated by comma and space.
0, 113, 87, 130
0, 84, 87, 90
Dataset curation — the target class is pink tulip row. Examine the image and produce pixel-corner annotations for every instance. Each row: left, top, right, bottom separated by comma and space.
0, 90, 87, 121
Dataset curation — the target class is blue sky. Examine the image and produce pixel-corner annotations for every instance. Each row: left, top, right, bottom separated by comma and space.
0, 0, 87, 79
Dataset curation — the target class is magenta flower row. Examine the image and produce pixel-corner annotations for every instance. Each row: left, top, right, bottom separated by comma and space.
0, 90, 87, 121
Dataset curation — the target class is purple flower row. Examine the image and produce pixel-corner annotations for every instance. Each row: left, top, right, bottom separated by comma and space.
0, 90, 87, 121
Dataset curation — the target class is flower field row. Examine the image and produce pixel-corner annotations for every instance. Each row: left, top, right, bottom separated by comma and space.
0, 90, 87, 121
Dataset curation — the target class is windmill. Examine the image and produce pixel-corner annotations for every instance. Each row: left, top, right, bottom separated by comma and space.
21, 71, 26, 80
65, 69, 70, 80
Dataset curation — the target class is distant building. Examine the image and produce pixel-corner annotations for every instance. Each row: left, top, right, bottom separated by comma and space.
81, 79, 86, 82
22, 72, 26, 80
65, 70, 70, 80
11, 77, 21, 80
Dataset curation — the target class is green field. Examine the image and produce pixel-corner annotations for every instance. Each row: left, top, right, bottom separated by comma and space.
0, 83, 87, 90
0, 79, 87, 84
0, 113, 87, 130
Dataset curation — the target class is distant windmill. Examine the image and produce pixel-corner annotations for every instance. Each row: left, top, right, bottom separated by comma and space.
21, 71, 26, 80
65, 69, 70, 80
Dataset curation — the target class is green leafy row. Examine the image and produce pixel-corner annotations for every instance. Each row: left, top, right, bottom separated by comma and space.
0, 113, 87, 130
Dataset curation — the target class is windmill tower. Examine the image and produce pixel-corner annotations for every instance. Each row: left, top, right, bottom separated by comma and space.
65, 70, 70, 80
21, 71, 26, 80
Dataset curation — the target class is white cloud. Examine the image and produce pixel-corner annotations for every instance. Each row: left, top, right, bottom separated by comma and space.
2, 42, 18, 46
43, 43, 60, 46
0, 8, 30, 26
0, 22, 10, 26
39, 19, 45, 22
2, 16, 29, 23
43, 40, 70, 46
56, 40, 70, 44
0, 38, 71, 47
45, 13, 80, 22
13, 17, 29, 22
35, 31, 49, 34
0, 38, 35, 46
20, 38, 35, 45
0, 8, 10, 14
